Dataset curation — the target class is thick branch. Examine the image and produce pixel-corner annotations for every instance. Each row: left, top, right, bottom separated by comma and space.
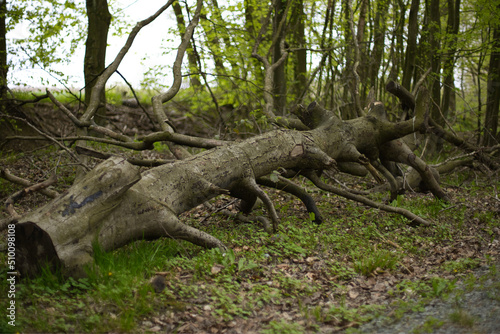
257, 175, 323, 224
75, 145, 175, 167
151, 0, 203, 129
4, 174, 57, 221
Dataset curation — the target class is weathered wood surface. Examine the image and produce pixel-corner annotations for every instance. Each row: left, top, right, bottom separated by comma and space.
15, 90, 448, 277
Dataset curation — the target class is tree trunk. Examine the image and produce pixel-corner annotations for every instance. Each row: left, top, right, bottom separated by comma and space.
427, 0, 443, 155
341, 0, 360, 119
356, 0, 368, 101
273, 0, 287, 116
441, 0, 460, 120
14, 89, 447, 277
290, 0, 307, 100
402, 0, 420, 91
84, 0, 111, 125
484, 18, 500, 146
173, 0, 201, 89
368, 0, 389, 100
0, 0, 7, 103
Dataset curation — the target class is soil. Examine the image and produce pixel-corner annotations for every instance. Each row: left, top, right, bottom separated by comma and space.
359, 262, 500, 334
1, 102, 499, 333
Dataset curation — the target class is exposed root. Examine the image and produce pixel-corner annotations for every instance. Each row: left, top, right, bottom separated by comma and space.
240, 176, 280, 232
304, 171, 431, 227
257, 175, 323, 224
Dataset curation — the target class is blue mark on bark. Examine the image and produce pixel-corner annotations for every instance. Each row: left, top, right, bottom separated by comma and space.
62, 190, 103, 217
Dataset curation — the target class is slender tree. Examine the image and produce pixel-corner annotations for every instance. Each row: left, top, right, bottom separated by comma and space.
441, 0, 461, 119
341, 0, 361, 119
273, 0, 288, 116
84, 0, 111, 124
368, 0, 389, 99
429, 0, 442, 125
484, 14, 500, 146
402, 0, 420, 91
173, 0, 201, 89
0, 0, 7, 103
290, 0, 307, 100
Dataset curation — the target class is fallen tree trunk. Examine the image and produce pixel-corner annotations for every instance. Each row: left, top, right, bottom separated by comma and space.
15, 88, 445, 277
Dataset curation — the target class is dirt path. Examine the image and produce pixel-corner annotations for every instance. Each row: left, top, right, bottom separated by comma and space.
358, 261, 500, 334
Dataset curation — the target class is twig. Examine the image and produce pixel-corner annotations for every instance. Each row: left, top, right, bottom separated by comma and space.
0, 167, 59, 199
386, 80, 499, 170
115, 70, 156, 129
1, 113, 89, 171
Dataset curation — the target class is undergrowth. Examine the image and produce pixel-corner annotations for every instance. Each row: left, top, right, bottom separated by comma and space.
0, 148, 498, 333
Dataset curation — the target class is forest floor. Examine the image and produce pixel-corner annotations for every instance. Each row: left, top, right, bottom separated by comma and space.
0, 102, 499, 333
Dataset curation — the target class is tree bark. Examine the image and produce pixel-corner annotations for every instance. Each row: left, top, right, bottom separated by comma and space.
427, 0, 443, 155
273, 0, 288, 116
341, 0, 361, 119
290, 0, 307, 100
484, 16, 500, 147
368, 0, 389, 100
441, 0, 460, 120
402, 0, 420, 91
173, 0, 202, 89
0, 0, 6, 102
84, 0, 111, 125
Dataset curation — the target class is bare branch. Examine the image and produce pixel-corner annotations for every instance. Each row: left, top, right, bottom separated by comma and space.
46, 89, 88, 127
304, 171, 431, 226
84, 0, 176, 122
0, 167, 59, 199
151, 0, 203, 128
4, 174, 57, 220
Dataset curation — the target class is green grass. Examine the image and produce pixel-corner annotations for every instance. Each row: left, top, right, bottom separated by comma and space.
412, 316, 445, 333
353, 248, 400, 276
448, 309, 476, 328
10, 85, 157, 107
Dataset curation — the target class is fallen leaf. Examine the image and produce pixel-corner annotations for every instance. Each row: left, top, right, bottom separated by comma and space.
348, 290, 359, 299
305, 272, 316, 280
211, 264, 224, 274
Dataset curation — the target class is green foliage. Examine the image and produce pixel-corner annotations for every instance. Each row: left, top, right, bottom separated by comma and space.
7, 0, 129, 87
391, 277, 457, 300
352, 248, 400, 276
262, 319, 305, 334
441, 258, 481, 273
412, 316, 445, 334
448, 309, 476, 328
2, 154, 497, 333
8, 0, 87, 86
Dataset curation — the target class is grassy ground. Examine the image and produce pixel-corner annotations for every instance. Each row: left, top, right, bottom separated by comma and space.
0, 143, 499, 333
